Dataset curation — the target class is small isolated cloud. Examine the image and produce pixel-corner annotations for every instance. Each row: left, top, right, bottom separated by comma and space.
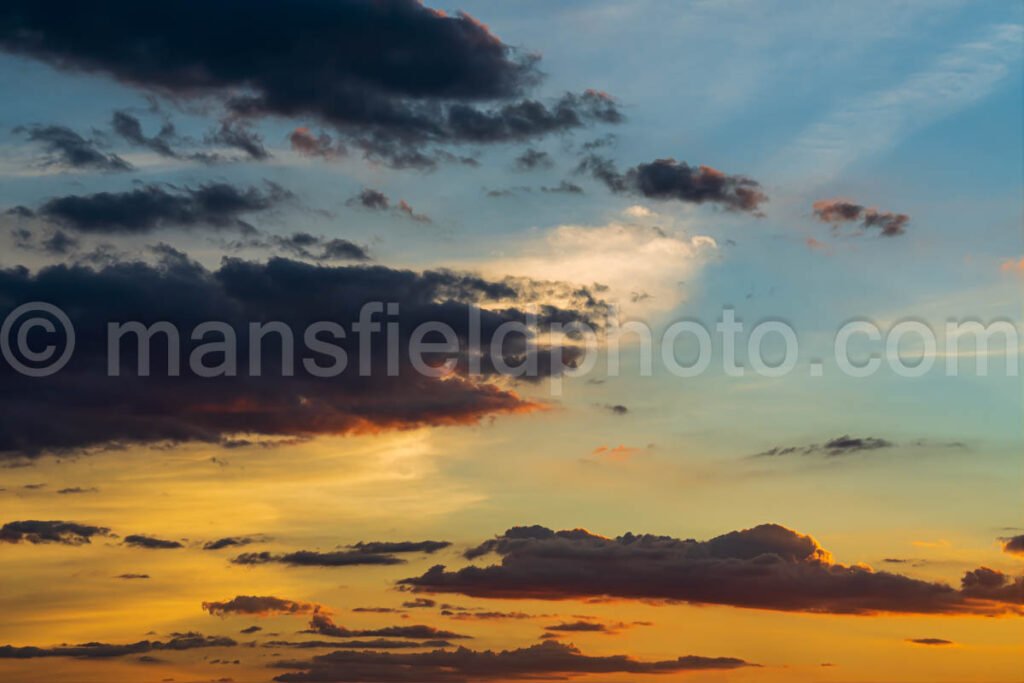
578, 156, 767, 213
116, 573, 149, 580
907, 638, 954, 646
812, 198, 909, 237
351, 541, 451, 555
1001, 534, 1024, 556
514, 148, 554, 171
304, 613, 469, 641
203, 595, 324, 617
541, 180, 584, 194
1000, 257, 1024, 273
269, 232, 370, 262
123, 534, 183, 550
205, 119, 270, 160
753, 435, 894, 458
348, 189, 431, 223
231, 550, 406, 567
0, 520, 111, 545
203, 536, 262, 551
15, 124, 131, 171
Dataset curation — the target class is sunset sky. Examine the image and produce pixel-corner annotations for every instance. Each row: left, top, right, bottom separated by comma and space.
0, 1, 1022, 682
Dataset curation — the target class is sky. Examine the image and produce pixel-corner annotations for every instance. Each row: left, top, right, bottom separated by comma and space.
0, 1, 1022, 682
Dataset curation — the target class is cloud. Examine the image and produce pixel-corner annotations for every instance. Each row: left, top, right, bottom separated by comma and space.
812, 198, 909, 237
400, 523, 1024, 615
266, 639, 452, 650
304, 614, 469, 641
116, 573, 149, 580
110, 111, 178, 158
578, 155, 767, 213
272, 640, 753, 682
123, 534, 183, 549
474, 219, 716, 315
0, 0, 620, 167
0, 520, 110, 545
289, 128, 347, 160
907, 638, 954, 646
0, 632, 235, 659
513, 148, 553, 171
269, 233, 371, 262
1000, 257, 1024, 273
203, 595, 323, 617
56, 486, 98, 494
15, 182, 292, 234
1001, 534, 1024, 556
14, 124, 131, 171
541, 180, 584, 194
402, 598, 437, 609
0, 255, 600, 457
203, 536, 262, 551
600, 404, 628, 415
752, 435, 895, 458
348, 189, 432, 223
205, 119, 270, 160
232, 550, 407, 568
351, 541, 451, 554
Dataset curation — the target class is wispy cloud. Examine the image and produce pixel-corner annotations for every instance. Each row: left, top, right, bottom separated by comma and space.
778, 23, 1023, 184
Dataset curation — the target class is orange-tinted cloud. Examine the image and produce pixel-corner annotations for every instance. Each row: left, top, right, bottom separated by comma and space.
203, 595, 325, 617
401, 524, 1024, 615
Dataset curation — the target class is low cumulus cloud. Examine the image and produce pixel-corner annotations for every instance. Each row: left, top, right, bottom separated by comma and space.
0, 520, 111, 545
0, 0, 621, 168
304, 613, 469, 641
14, 124, 131, 171
272, 640, 752, 682
123, 534, 183, 549
400, 524, 1024, 615
812, 198, 910, 237
0, 255, 601, 457
203, 595, 324, 617
0, 632, 235, 659
347, 189, 432, 223
203, 536, 263, 551
1001, 534, 1024, 556
10, 182, 292, 234
578, 155, 767, 213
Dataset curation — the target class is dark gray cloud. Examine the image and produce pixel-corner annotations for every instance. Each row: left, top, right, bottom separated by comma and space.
0, 632, 235, 659
400, 524, 1024, 615
111, 110, 178, 158
347, 189, 431, 223
402, 598, 437, 609
271, 233, 371, 262
266, 639, 452, 650
14, 124, 131, 171
272, 640, 752, 682
812, 198, 910, 237
123, 534, 183, 549
203, 536, 262, 551
203, 595, 323, 616
0, 1, 620, 167
1001, 534, 1024, 556
205, 119, 270, 160
541, 180, 584, 194
907, 638, 954, 646
352, 541, 451, 555
231, 550, 406, 568
513, 148, 553, 171
578, 155, 767, 213
116, 573, 150, 580
0, 520, 110, 545
752, 435, 894, 458
289, 128, 347, 160
0, 255, 601, 457
56, 486, 98, 494
304, 614, 469, 641
16, 181, 292, 234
